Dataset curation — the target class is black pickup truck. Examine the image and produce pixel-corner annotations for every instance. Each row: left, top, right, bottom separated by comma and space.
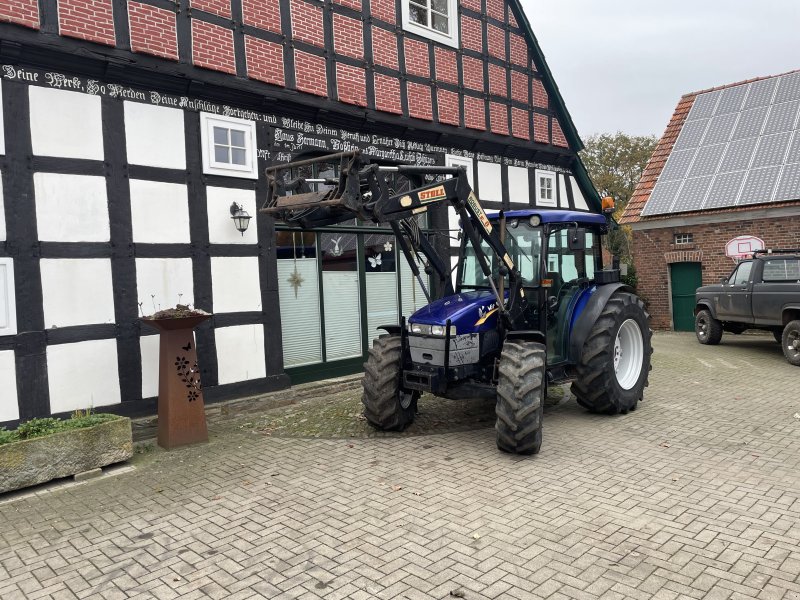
694, 250, 800, 366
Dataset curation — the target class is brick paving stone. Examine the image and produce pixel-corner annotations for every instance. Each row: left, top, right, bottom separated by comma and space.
1, 333, 800, 599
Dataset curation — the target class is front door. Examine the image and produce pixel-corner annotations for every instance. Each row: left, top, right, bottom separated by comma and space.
670, 262, 702, 331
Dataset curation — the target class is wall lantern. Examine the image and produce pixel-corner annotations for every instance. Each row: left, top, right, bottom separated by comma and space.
230, 202, 252, 236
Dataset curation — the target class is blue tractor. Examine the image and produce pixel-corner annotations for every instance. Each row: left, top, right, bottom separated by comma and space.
263, 151, 653, 455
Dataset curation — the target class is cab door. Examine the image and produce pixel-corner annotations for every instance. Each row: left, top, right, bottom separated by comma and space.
717, 261, 753, 321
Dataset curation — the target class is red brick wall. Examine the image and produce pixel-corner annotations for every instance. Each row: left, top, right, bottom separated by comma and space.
434, 47, 457, 85
242, 0, 281, 33
59, 0, 115, 46
190, 0, 230, 18
632, 216, 800, 329
1, 0, 39, 29
245, 36, 284, 86
291, 0, 324, 47
552, 120, 568, 147
461, 16, 483, 53
488, 64, 506, 98
438, 89, 459, 126
370, 0, 395, 23
372, 26, 397, 69
510, 71, 528, 103
533, 78, 548, 109
294, 51, 327, 96
533, 113, 549, 144
486, 0, 504, 21
462, 56, 483, 91
464, 96, 485, 131
487, 24, 505, 60
403, 38, 429, 78
333, 0, 361, 10
460, 0, 481, 12
128, 2, 177, 60
489, 102, 508, 135
336, 63, 366, 107
511, 107, 529, 140
407, 82, 432, 121
333, 14, 363, 59
192, 19, 235, 74
509, 34, 527, 67
374, 74, 401, 114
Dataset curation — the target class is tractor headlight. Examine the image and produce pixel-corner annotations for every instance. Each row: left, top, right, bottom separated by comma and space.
409, 323, 431, 335
430, 325, 445, 336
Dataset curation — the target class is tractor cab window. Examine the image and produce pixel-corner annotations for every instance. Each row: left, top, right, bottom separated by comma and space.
459, 221, 542, 289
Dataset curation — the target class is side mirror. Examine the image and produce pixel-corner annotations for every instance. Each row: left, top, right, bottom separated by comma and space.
568, 227, 586, 251
719, 277, 728, 284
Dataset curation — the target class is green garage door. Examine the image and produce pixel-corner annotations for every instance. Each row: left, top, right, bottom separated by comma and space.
670, 262, 702, 331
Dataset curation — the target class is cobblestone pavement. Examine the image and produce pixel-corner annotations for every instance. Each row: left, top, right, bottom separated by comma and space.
2, 332, 800, 600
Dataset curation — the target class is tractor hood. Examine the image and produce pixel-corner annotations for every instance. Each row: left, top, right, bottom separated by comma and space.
409, 290, 501, 334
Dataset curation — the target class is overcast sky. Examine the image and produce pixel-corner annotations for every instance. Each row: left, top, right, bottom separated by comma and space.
522, 0, 800, 139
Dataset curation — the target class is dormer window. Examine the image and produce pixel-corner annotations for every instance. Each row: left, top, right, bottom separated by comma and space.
402, 0, 458, 47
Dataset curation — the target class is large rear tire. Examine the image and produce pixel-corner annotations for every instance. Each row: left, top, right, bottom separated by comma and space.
782, 321, 800, 367
495, 341, 545, 455
695, 309, 723, 345
571, 291, 653, 415
362, 335, 418, 431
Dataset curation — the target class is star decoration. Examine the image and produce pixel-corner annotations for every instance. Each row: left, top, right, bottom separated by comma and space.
288, 269, 304, 299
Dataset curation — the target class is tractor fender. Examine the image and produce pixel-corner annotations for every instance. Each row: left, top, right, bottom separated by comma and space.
378, 325, 402, 336
505, 330, 546, 345
568, 283, 632, 363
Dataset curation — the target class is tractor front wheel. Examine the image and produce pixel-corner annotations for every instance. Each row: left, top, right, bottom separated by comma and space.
495, 341, 546, 455
571, 291, 652, 415
362, 335, 418, 431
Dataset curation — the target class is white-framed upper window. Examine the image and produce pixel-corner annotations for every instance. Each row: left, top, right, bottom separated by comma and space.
0, 257, 17, 336
402, 0, 459, 48
535, 170, 556, 207
674, 233, 694, 245
200, 113, 258, 179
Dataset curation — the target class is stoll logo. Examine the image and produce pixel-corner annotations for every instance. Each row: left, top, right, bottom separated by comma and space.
418, 186, 447, 204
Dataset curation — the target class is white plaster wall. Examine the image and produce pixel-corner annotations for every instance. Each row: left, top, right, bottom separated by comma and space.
558, 174, 570, 208
0, 257, 17, 336
0, 176, 5, 241
29, 87, 103, 160
215, 324, 266, 384
129, 179, 190, 243
206, 186, 258, 244
47, 339, 121, 413
507, 166, 530, 205
140, 334, 160, 399
477, 161, 502, 202
40, 259, 115, 328
135, 258, 195, 314
124, 102, 186, 169
0, 350, 18, 422
34, 173, 110, 242
570, 176, 590, 210
210, 256, 262, 313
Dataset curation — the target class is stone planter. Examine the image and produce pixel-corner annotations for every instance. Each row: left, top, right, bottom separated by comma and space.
0, 417, 133, 494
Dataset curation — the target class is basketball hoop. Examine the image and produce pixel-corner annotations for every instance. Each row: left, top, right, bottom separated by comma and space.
725, 235, 765, 263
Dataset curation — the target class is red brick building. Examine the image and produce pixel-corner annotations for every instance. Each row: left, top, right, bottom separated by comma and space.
0, 0, 601, 424
621, 71, 800, 330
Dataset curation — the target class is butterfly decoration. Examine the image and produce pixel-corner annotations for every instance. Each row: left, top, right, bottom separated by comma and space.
368, 253, 382, 269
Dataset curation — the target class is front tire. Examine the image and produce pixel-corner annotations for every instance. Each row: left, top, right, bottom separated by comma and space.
695, 309, 723, 345
571, 291, 653, 415
495, 341, 545, 455
362, 335, 418, 431
782, 321, 800, 367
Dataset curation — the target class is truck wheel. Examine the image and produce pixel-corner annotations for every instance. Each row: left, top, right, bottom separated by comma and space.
495, 341, 545, 455
782, 321, 800, 366
362, 335, 418, 431
571, 291, 652, 415
695, 309, 723, 345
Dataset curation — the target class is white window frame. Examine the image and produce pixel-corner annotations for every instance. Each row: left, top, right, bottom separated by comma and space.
200, 113, 258, 179
401, 0, 459, 48
0, 257, 17, 336
674, 233, 694, 245
535, 170, 557, 207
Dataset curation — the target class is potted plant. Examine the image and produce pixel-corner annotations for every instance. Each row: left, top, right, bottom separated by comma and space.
140, 305, 212, 449
0, 411, 133, 494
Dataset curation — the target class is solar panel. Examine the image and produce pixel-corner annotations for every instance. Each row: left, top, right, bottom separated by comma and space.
731, 106, 768, 140
744, 77, 778, 109
672, 119, 709, 150
738, 166, 781, 205
671, 176, 712, 213
689, 143, 726, 177
659, 149, 696, 181
763, 100, 800, 134
774, 162, 800, 202
643, 71, 800, 216
751, 132, 792, 168
640, 180, 682, 216
703, 171, 746, 209
774, 71, 800, 104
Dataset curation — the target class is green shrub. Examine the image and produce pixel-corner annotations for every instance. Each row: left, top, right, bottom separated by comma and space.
0, 413, 120, 446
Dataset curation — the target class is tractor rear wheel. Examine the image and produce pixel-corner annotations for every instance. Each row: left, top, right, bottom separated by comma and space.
495, 341, 546, 455
571, 291, 652, 415
362, 334, 418, 431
